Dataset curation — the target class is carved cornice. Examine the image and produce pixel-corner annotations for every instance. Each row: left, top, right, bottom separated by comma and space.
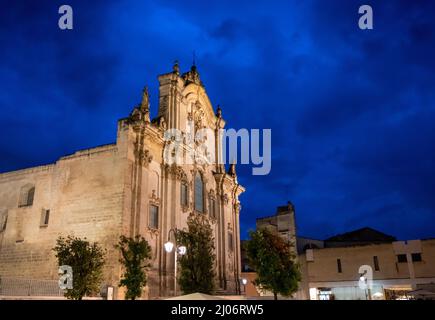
144, 127, 165, 147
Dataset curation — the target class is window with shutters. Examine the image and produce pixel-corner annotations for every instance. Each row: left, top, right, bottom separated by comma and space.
18, 184, 35, 207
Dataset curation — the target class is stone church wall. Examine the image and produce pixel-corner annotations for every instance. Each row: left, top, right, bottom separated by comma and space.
0, 144, 126, 295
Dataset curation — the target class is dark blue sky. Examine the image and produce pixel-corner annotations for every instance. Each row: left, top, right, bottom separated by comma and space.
1, 0, 434, 240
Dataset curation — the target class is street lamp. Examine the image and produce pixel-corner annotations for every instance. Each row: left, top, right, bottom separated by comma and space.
164, 241, 174, 253
241, 278, 248, 295
359, 271, 371, 300
164, 228, 186, 296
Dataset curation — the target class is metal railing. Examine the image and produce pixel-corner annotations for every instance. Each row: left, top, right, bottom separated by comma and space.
0, 277, 65, 297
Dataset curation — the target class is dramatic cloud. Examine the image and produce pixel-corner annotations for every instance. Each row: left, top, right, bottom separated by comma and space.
1, 0, 434, 240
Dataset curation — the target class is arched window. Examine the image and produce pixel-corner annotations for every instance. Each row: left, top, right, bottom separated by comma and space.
18, 184, 35, 207
194, 172, 204, 212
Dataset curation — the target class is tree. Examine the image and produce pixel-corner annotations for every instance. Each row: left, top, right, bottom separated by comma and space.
116, 235, 152, 300
246, 228, 301, 300
53, 235, 106, 300
176, 214, 215, 294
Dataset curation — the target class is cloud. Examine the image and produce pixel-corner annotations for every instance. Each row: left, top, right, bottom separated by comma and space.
1, 0, 434, 240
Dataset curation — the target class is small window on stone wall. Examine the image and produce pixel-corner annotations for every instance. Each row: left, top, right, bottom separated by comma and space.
40, 209, 50, 227
373, 255, 380, 271
149, 205, 159, 229
412, 253, 422, 262
18, 184, 35, 207
397, 254, 407, 263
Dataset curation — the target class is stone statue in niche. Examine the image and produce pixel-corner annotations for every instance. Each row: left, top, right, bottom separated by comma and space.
159, 117, 167, 130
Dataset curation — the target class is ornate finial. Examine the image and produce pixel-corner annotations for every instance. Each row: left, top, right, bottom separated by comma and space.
173, 60, 180, 75
141, 86, 150, 110
140, 86, 151, 123
181, 55, 203, 86
216, 105, 222, 118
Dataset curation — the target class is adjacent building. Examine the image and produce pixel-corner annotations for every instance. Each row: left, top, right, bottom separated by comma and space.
241, 202, 303, 299
242, 203, 435, 300
256, 202, 297, 249
299, 229, 435, 300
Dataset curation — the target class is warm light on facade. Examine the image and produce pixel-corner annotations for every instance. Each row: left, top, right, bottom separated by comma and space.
164, 241, 174, 253
178, 245, 187, 255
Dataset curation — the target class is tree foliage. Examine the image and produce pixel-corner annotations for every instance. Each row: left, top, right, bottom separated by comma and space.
116, 235, 152, 300
246, 228, 301, 300
176, 214, 216, 294
53, 235, 106, 300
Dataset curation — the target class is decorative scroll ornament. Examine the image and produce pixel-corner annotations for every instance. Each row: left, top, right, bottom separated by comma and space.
136, 149, 153, 167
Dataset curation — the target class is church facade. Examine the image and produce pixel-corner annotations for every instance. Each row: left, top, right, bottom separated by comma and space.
0, 63, 244, 299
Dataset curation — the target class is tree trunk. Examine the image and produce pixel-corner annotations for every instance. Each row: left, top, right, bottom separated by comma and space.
274, 292, 278, 300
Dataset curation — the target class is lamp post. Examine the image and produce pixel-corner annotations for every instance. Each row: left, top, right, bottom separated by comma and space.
359, 271, 371, 300
164, 228, 186, 297
241, 278, 248, 295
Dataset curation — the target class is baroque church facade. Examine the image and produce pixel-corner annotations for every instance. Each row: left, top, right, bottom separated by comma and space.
0, 63, 244, 299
